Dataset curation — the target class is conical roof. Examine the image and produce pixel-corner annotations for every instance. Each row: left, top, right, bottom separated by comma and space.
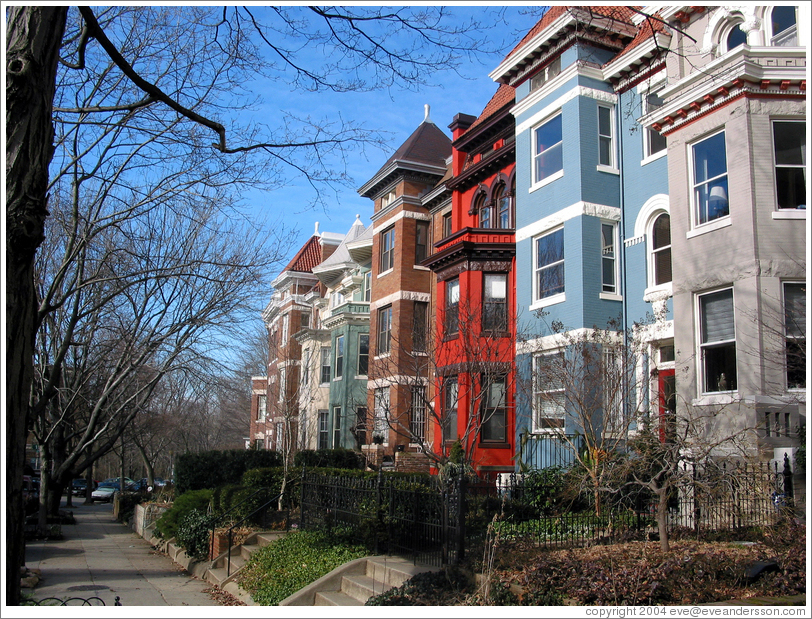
358, 109, 451, 198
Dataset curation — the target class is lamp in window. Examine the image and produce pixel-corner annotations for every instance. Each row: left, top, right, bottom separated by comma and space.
708, 185, 728, 219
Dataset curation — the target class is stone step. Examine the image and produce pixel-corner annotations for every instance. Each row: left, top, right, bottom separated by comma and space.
365, 556, 435, 589
241, 543, 259, 560
206, 566, 229, 587
314, 590, 363, 606
340, 573, 387, 602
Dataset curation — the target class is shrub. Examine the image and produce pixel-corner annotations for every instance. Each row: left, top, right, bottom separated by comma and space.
175, 508, 213, 560
294, 448, 364, 470
237, 530, 366, 605
153, 488, 213, 540
174, 449, 282, 493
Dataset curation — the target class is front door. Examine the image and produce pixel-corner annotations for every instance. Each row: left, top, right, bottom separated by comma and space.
658, 369, 676, 443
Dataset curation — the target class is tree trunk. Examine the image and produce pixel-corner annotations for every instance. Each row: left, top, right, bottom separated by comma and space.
656, 486, 670, 552
84, 463, 95, 505
5, 6, 68, 605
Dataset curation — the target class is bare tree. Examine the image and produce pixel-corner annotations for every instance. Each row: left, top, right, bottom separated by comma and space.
518, 315, 645, 516
371, 296, 517, 475
7, 6, 498, 602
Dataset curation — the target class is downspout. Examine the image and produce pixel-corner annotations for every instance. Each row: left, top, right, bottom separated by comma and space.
617, 90, 629, 436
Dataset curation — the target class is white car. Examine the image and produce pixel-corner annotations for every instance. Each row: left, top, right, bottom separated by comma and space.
91, 480, 134, 502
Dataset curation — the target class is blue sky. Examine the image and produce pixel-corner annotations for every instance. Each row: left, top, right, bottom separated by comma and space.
238, 5, 546, 263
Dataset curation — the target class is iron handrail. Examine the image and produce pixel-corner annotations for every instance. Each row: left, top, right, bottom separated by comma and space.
208, 486, 274, 561
225, 492, 284, 577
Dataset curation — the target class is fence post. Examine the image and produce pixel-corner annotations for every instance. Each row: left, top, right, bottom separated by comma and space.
299, 464, 306, 531
375, 468, 383, 556
456, 473, 466, 564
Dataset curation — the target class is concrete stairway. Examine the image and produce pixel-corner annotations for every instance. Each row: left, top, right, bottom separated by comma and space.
205, 531, 285, 588
280, 555, 438, 606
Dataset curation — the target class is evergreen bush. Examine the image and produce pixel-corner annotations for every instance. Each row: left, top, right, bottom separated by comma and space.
153, 488, 213, 540
174, 449, 282, 493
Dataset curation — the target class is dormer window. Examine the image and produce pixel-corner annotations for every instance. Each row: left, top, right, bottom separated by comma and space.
530, 56, 561, 92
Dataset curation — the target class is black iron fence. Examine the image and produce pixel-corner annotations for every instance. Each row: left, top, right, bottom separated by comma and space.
299, 455, 797, 567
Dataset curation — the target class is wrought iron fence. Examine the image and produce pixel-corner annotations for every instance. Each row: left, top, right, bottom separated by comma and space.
299, 455, 796, 567
300, 470, 463, 567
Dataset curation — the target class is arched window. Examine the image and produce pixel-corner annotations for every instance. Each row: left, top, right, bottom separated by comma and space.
479, 197, 491, 228
492, 183, 512, 229
650, 213, 671, 287
770, 6, 797, 46
726, 23, 747, 51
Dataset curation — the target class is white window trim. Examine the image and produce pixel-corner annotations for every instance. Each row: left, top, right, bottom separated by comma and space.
686, 217, 732, 239
532, 351, 566, 434
597, 104, 616, 171
532, 226, 565, 306
772, 119, 806, 211
646, 210, 672, 291
689, 129, 730, 230
531, 112, 563, 188
529, 169, 564, 193
640, 149, 667, 167
696, 287, 737, 395
600, 221, 619, 297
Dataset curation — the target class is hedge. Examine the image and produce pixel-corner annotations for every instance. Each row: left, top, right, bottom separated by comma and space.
174, 449, 282, 493
154, 488, 213, 540
293, 448, 365, 470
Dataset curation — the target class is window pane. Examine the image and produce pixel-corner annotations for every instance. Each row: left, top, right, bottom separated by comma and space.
654, 249, 672, 286
652, 214, 670, 249
726, 24, 747, 50
695, 177, 729, 224
598, 106, 612, 136
536, 142, 563, 181
774, 122, 805, 165
772, 6, 796, 35
537, 229, 564, 267
701, 289, 735, 343
538, 263, 564, 298
703, 343, 736, 392
785, 283, 806, 338
599, 137, 612, 167
485, 274, 506, 300
693, 132, 727, 183
535, 115, 562, 152
535, 115, 563, 181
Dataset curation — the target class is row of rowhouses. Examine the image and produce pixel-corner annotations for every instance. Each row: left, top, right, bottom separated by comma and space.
249, 5, 806, 478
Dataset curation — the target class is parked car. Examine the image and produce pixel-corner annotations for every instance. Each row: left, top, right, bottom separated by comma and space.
91, 480, 136, 502
132, 477, 168, 491
71, 478, 97, 496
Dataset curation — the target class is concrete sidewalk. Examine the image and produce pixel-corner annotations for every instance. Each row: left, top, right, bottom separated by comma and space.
24, 499, 219, 606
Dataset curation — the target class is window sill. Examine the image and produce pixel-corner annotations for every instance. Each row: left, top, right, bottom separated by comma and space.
413, 265, 431, 271
686, 216, 731, 239
377, 269, 393, 279
529, 169, 564, 194
596, 164, 620, 175
529, 429, 566, 435
443, 333, 460, 342
374, 353, 391, 360
333, 376, 343, 382
692, 392, 737, 407
354, 374, 368, 380
529, 292, 566, 312
478, 442, 511, 449
640, 150, 667, 166
772, 209, 806, 220
599, 292, 622, 301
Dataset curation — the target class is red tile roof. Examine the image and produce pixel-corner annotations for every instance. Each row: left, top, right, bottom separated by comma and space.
504, 6, 639, 61
468, 84, 515, 133
609, 10, 669, 62
283, 234, 323, 274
